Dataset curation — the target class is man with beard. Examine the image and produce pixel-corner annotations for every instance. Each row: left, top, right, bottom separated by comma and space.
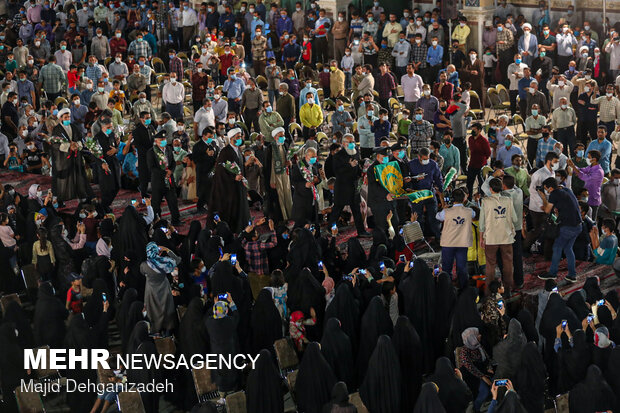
93, 118, 121, 212
329, 133, 369, 236
192, 126, 219, 213
132, 111, 154, 197
209, 128, 250, 233
291, 146, 321, 227
263, 127, 293, 221
50, 108, 92, 202
367, 146, 398, 231
146, 131, 181, 226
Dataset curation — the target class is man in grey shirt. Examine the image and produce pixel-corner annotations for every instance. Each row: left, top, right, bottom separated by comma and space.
212, 94, 228, 123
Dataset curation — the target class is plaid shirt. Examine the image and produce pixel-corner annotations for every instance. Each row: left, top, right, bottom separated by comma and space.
169, 56, 184, 80
128, 39, 152, 59
39, 63, 66, 93
409, 43, 428, 69
591, 95, 620, 123
376, 72, 396, 99
536, 137, 558, 165
242, 231, 277, 274
496, 29, 514, 51
408, 120, 434, 150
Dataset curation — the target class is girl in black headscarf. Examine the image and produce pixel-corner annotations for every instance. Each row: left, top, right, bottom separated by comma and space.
582, 276, 603, 305
569, 364, 617, 413
117, 250, 145, 299
268, 223, 292, 272
0, 323, 29, 412
83, 278, 109, 330
182, 220, 202, 265
413, 382, 446, 413
398, 258, 436, 373
322, 382, 356, 413
492, 319, 526, 382
515, 308, 538, 345
494, 390, 528, 413
113, 205, 149, 261
360, 335, 401, 413
449, 287, 483, 350
251, 288, 284, 354
285, 228, 320, 284
3, 300, 34, 349
295, 341, 337, 413
126, 320, 162, 413
431, 272, 454, 357
288, 267, 326, 339
513, 342, 546, 413
33, 282, 68, 347
324, 283, 360, 354
426, 357, 472, 413
246, 349, 284, 413
557, 328, 591, 394
344, 237, 367, 273
116, 288, 138, 337
122, 300, 146, 354
567, 290, 591, 321
392, 315, 424, 413
321, 318, 355, 390
356, 295, 393, 381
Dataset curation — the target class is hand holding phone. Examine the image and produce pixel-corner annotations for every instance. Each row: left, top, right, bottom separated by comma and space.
494, 379, 508, 386
102, 293, 107, 302
231, 253, 237, 265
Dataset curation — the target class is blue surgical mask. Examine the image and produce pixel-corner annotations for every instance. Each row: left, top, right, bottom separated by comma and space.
159, 139, 167, 147
415, 114, 423, 121
62, 120, 71, 126
531, 109, 538, 116
282, 233, 289, 239
174, 146, 180, 152
235, 138, 243, 146
398, 150, 405, 159
266, 106, 273, 113
381, 156, 389, 164
368, 110, 374, 117
515, 58, 521, 64
204, 137, 213, 144
577, 150, 584, 157
105, 128, 112, 135
144, 118, 151, 125
278, 136, 285, 144
348, 142, 355, 150
505, 140, 512, 147
309, 157, 317, 164
337, 105, 344, 112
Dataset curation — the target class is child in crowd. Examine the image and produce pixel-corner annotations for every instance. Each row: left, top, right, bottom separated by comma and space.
66, 273, 84, 314
482, 47, 497, 85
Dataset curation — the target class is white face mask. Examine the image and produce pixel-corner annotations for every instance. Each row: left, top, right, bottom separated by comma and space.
423, 90, 430, 96
421, 159, 429, 165
552, 162, 560, 171
142, 310, 147, 317
214, 94, 220, 100
586, 158, 592, 166
308, 98, 314, 104
584, 86, 591, 93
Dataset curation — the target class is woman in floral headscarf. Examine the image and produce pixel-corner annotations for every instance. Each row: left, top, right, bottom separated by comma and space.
140, 242, 180, 334
459, 327, 492, 413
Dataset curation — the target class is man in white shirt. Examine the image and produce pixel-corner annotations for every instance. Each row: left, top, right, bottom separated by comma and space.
181, 1, 198, 48
162, 72, 185, 120
401, 63, 423, 112
194, 98, 215, 137
507, 53, 527, 115
547, 74, 574, 109
525, 151, 559, 252
391, 32, 411, 78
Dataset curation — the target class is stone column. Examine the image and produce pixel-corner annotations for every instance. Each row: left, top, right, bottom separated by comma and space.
460, 0, 496, 54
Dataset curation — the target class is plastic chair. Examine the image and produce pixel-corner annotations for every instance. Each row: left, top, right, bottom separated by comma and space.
256, 75, 268, 89
495, 84, 511, 107
468, 90, 484, 119
151, 57, 166, 75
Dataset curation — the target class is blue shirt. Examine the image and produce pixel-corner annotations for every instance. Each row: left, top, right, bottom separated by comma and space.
250, 18, 265, 39
371, 119, 391, 147
586, 138, 612, 174
17, 79, 36, 105
299, 85, 318, 107
408, 158, 443, 192
496, 145, 523, 167
517, 76, 534, 100
276, 16, 293, 37
219, 12, 235, 31
426, 45, 443, 67
85, 64, 102, 83
122, 150, 138, 177
223, 78, 246, 100
315, 17, 331, 37
536, 137, 557, 166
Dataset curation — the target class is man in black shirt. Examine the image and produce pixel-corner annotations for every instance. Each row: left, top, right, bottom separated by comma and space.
22, 139, 46, 174
538, 177, 582, 283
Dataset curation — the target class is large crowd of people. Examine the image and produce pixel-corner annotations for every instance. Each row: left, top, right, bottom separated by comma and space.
0, 0, 620, 412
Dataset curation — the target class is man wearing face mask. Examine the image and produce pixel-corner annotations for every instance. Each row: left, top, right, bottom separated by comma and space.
192, 126, 219, 213
146, 131, 181, 225
210, 128, 250, 232
329, 134, 368, 235
299, 92, 323, 140
367, 146, 397, 231
408, 147, 443, 240
525, 151, 559, 253
534, 124, 557, 168
590, 85, 620, 141
262, 127, 292, 222
194, 98, 215, 138
258, 100, 284, 143
556, 23, 577, 72
460, 48, 485, 109
162, 72, 184, 121
599, 168, 620, 223
88, 118, 120, 211
132, 111, 154, 197
290, 146, 321, 227
586, 126, 612, 174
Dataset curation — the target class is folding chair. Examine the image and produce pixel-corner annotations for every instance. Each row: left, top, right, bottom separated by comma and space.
495, 84, 511, 108
15, 387, 45, 413
192, 367, 220, 403
273, 337, 299, 375
0, 293, 21, 316
32, 346, 62, 381
154, 336, 176, 355
225, 391, 247, 413
117, 391, 145, 413
554, 392, 569, 413
401, 221, 435, 253
468, 90, 484, 120
286, 370, 298, 403
349, 392, 369, 413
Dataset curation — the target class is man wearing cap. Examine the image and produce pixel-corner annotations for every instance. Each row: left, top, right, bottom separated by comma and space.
210, 128, 250, 233
146, 131, 181, 225
264, 127, 292, 221
518, 23, 538, 66
367, 146, 398, 231
329, 134, 368, 236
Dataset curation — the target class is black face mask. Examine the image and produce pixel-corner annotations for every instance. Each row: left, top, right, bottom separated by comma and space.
542, 132, 550, 138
